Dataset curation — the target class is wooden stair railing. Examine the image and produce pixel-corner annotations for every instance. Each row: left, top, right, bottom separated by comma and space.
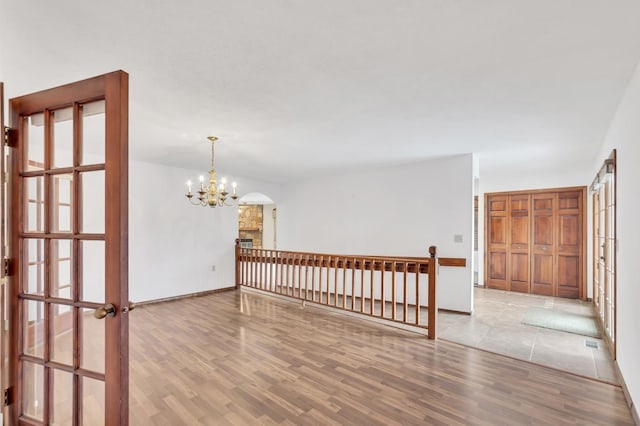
234, 240, 465, 339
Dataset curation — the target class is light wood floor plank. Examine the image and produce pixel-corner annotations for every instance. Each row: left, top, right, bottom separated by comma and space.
129, 290, 633, 425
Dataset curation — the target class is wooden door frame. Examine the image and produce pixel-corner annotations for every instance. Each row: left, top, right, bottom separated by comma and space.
591, 150, 617, 358
6, 71, 129, 425
484, 186, 588, 300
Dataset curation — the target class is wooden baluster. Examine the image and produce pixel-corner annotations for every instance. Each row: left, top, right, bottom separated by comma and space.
370, 259, 375, 315
271, 250, 275, 292
249, 249, 253, 287
392, 261, 396, 321
310, 253, 315, 300
276, 251, 280, 293
381, 261, 385, 318
415, 262, 420, 326
333, 257, 340, 306
283, 252, 288, 295
318, 256, 324, 303
287, 253, 292, 296
294, 253, 298, 297
243, 248, 248, 287
269, 250, 282, 294
326, 256, 331, 305
360, 258, 366, 313
258, 249, 266, 290
235, 239, 240, 289
342, 258, 347, 309
351, 257, 356, 311
428, 246, 437, 340
297, 253, 302, 298
304, 253, 308, 299
403, 262, 408, 323
267, 250, 271, 292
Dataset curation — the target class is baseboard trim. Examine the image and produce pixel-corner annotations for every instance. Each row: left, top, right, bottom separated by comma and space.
439, 308, 472, 315
615, 361, 639, 425
137, 287, 236, 306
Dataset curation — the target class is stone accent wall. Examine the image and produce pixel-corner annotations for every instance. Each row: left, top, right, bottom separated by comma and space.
239, 205, 263, 248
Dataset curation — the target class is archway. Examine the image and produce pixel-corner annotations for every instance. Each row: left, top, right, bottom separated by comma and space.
238, 192, 277, 250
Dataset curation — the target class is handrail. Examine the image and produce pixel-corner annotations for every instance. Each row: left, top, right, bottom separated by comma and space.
234, 240, 456, 339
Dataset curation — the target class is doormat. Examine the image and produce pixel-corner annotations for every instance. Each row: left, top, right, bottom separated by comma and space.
522, 308, 602, 339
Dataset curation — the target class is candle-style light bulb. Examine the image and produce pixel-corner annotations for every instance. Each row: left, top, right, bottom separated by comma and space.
199, 175, 205, 191
232, 181, 237, 196
186, 180, 192, 195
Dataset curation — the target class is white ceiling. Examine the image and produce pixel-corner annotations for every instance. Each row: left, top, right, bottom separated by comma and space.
2, 1, 640, 183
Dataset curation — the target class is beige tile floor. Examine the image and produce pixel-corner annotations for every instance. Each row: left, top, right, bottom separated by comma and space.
438, 287, 618, 383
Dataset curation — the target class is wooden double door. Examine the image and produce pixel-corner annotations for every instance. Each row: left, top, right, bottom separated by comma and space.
485, 187, 586, 299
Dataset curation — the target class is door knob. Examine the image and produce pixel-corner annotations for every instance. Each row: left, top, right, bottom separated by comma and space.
94, 303, 116, 319
122, 302, 136, 313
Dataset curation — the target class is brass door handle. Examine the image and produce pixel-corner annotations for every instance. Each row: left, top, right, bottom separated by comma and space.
94, 303, 116, 319
122, 302, 136, 313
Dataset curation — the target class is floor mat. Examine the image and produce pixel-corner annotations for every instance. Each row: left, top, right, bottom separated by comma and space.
522, 308, 602, 338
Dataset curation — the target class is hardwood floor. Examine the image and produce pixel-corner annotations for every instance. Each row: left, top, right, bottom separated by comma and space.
129, 290, 633, 425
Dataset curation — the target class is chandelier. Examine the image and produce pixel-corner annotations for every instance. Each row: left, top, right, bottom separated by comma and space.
185, 136, 239, 207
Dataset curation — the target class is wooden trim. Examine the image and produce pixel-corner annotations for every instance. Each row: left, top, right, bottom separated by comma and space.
581, 186, 587, 301
439, 257, 466, 267
615, 360, 639, 424
136, 287, 237, 306
484, 185, 587, 197
613, 149, 617, 360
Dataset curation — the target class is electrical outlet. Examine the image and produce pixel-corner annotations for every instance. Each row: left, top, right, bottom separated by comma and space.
454, 234, 463, 243
211, 265, 216, 272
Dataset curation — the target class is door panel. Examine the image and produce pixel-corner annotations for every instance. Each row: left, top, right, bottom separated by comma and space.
510, 253, 529, 293
556, 191, 582, 298
509, 195, 530, 293
557, 255, 579, 298
486, 195, 508, 290
7, 71, 129, 425
489, 217, 506, 244
488, 252, 506, 281
531, 193, 555, 296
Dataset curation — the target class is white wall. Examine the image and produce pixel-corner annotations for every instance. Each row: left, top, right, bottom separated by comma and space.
277, 155, 474, 313
128, 160, 280, 302
593, 59, 640, 417
261, 204, 277, 250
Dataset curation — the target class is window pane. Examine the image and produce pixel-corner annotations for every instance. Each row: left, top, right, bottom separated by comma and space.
81, 100, 105, 165
53, 106, 74, 168
52, 174, 73, 233
23, 300, 45, 358
51, 303, 73, 366
25, 113, 45, 171
24, 239, 45, 295
22, 361, 44, 421
24, 176, 44, 233
80, 171, 105, 234
51, 239, 73, 299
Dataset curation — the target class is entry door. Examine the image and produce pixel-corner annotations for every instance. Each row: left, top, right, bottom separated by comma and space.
6, 71, 129, 425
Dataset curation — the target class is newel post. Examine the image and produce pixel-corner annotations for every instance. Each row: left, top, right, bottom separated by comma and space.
235, 238, 241, 289
428, 245, 437, 339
